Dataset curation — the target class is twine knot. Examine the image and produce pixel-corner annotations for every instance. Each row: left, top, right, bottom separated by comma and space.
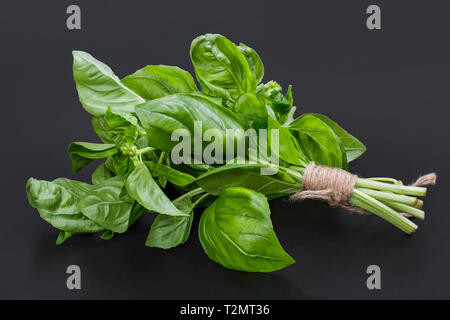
291, 162, 358, 209
291, 162, 437, 215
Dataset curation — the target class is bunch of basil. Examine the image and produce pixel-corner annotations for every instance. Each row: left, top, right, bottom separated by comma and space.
26, 34, 430, 272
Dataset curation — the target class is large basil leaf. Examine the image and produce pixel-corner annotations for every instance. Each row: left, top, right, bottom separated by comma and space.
72, 51, 145, 116
289, 114, 347, 169
195, 163, 300, 199
78, 176, 134, 233
232, 93, 268, 130
26, 178, 103, 233
190, 34, 256, 101
125, 162, 187, 216
198, 187, 295, 272
267, 116, 305, 166
135, 93, 245, 152
52, 178, 92, 197
144, 161, 195, 187
145, 192, 198, 249
68, 142, 118, 173
27, 178, 84, 215
304, 113, 366, 162
238, 43, 264, 84
122, 65, 198, 100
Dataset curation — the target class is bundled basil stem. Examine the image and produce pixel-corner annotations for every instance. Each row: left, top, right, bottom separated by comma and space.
26, 34, 434, 272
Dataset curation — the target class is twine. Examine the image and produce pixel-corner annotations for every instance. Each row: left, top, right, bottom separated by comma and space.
291, 162, 437, 216
410, 173, 437, 187
402, 172, 437, 217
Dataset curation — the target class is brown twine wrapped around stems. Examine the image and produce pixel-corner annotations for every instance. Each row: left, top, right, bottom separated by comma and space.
290, 162, 437, 216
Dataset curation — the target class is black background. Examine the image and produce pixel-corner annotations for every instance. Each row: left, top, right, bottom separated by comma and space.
1, 0, 449, 299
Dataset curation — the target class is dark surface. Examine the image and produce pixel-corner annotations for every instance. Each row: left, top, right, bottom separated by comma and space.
1, 0, 449, 299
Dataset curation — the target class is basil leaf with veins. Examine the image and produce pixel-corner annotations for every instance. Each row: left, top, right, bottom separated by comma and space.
190, 33, 256, 101
122, 65, 198, 100
26, 178, 103, 234
68, 142, 118, 173
125, 162, 187, 217
198, 187, 295, 272
73, 50, 145, 116
78, 176, 134, 233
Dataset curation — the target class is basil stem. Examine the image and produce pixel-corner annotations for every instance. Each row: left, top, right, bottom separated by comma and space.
281, 165, 425, 234
379, 200, 425, 220
349, 189, 418, 234
357, 188, 419, 207
355, 178, 426, 197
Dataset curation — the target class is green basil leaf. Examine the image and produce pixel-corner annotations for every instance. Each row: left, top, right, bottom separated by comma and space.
238, 43, 264, 84
109, 153, 134, 176
286, 85, 293, 107
92, 162, 115, 185
72, 51, 145, 116
169, 163, 212, 180
118, 183, 135, 203
267, 116, 305, 166
56, 230, 73, 245
122, 65, 198, 100
233, 93, 268, 130
270, 91, 291, 115
145, 193, 196, 249
284, 106, 297, 126
104, 107, 143, 139
190, 34, 256, 101
289, 114, 347, 169
146, 215, 193, 249
78, 176, 134, 233
125, 162, 187, 217
304, 113, 366, 162
129, 202, 147, 227
198, 187, 295, 272
134, 135, 150, 148
92, 107, 143, 146
100, 230, 115, 240
158, 175, 167, 189
27, 178, 86, 214
143, 161, 195, 187
92, 116, 115, 144
256, 80, 283, 97
196, 163, 300, 199
68, 142, 118, 173
256, 81, 294, 124
135, 93, 245, 152
185, 163, 214, 172
26, 178, 103, 233
52, 178, 93, 197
